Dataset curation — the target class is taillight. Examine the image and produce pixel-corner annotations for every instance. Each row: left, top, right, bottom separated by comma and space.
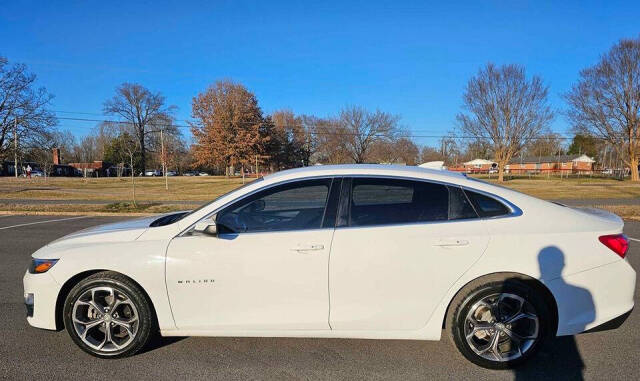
598, 234, 629, 258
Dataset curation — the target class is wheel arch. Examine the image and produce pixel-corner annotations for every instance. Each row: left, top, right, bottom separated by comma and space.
55, 270, 159, 331
442, 272, 559, 336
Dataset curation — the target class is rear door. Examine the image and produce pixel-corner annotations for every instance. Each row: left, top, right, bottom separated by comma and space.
328, 177, 490, 331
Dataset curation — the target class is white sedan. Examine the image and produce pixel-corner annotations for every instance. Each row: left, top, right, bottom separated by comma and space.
23, 165, 635, 368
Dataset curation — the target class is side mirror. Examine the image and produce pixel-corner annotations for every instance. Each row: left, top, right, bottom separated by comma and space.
193, 216, 218, 236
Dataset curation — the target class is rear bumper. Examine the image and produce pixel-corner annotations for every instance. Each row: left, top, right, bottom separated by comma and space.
584, 308, 633, 333
23, 270, 61, 330
548, 259, 636, 336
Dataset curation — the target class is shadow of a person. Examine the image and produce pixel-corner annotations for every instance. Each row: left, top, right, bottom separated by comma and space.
514, 246, 595, 381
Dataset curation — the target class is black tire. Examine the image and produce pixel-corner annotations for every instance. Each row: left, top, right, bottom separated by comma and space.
63, 271, 155, 358
448, 277, 552, 369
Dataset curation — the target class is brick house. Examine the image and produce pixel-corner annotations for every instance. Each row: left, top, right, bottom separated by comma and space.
505, 154, 595, 174
68, 161, 111, 177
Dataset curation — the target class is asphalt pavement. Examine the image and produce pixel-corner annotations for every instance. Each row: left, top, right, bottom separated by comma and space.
0, 215, 638, 380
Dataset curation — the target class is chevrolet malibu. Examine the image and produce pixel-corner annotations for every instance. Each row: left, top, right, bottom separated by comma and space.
23, 165, 635, 368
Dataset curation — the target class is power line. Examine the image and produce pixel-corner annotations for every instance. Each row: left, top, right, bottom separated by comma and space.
54, 110, 193, 124
53, 123, 598, 141
51, 111, 618, 142
54, 116, 602, 141
54, 115, 447, 134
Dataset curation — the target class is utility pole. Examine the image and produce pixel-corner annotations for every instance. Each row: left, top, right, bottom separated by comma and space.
255, 154, 258, 175
160, 128, 168, 190
14, 117, 18, 178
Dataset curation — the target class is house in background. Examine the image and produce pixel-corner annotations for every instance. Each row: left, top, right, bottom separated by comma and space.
51, 148, 80, 176
505, 154, 595, 174
462, 158, 497, 173
68, 160, 111, 177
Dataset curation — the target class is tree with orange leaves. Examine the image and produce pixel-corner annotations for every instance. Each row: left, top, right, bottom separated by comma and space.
190, 80, 268, 176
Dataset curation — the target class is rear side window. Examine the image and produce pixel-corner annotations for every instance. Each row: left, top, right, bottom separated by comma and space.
352, 184, 413, 206
464, 190, 511, 217
347, 178, 478, 227
448, 186, 478, 220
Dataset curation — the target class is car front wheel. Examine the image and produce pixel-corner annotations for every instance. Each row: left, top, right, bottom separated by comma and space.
449, 278, 552, 369
63, 271, 154, 358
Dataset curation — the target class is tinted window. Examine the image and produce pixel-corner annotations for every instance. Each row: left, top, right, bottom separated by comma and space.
217, 179, 331, 233
348, 178, 476, 227
448, 186, 478, 220
352, 184, 414, 206
464, 190, 510, 217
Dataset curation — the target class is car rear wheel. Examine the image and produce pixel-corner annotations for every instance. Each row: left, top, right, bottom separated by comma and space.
63, 271, 154, 358
449, 278, 552, 369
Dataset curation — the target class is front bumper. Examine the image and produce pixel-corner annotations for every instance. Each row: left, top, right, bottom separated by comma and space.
549, 258, 636, 336
23, 270, 61, 330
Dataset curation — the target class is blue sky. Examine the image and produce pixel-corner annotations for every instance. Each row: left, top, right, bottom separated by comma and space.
1, 0, 638, 146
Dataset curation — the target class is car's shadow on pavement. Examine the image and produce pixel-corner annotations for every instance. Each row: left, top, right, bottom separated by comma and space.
138, 335, 187, 355
513, 336, 585, 380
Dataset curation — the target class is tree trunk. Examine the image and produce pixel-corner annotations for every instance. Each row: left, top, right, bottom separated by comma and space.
495, 155, 508, 182
130, 156, 137, 207
139, 134, 146, 173
497, 165, 505, 182
630, 155, 639, 182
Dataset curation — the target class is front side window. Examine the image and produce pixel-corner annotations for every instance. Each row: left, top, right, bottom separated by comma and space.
216, 178, 332, 233
347, 178, 477, 227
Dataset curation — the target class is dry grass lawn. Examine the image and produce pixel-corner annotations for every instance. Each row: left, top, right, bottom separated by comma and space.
0, 176, 250, 202
0, 175, 639, 218
481, 177, 640, 200
2, 175, 639, 202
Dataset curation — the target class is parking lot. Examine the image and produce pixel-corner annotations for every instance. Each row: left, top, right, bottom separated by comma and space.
1, 215, 638, 380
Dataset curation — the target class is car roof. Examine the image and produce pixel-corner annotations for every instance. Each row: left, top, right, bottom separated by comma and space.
263, 164, 468, 184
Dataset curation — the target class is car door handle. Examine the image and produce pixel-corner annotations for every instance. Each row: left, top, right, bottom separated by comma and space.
433, 239, 469, 247
291, 244, 324, 252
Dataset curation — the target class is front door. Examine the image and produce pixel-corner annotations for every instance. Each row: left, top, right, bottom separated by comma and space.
166, 178, 340, 331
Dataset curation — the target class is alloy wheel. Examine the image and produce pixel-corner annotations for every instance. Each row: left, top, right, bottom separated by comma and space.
463, 292, 539, 362
71, 286, 139, 353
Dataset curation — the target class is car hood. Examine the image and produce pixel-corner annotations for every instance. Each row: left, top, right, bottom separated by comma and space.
44, 215, 160, 249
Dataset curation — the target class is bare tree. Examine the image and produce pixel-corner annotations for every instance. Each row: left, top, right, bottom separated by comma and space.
268, 109, 311, 168
457, 63, 554, 181
119, 131, 141, 206
438, 133, 462, 166
524, 133, 565, 158
420, 146, 444, 163
102, 129, 140, 204
305, 116, 349, 164
0, 56, 57, 161
566, 36, 640, 181
103, 83, 175, 172
68, 123, 118, 163
460, 140, 493, 162
368, 136, 420, 165
339, 106, 400, 163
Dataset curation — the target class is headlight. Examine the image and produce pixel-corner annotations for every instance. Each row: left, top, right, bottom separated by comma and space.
29, 259, 58, 274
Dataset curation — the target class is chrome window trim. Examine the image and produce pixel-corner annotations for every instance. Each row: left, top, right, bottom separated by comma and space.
176, 173, 522, 237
